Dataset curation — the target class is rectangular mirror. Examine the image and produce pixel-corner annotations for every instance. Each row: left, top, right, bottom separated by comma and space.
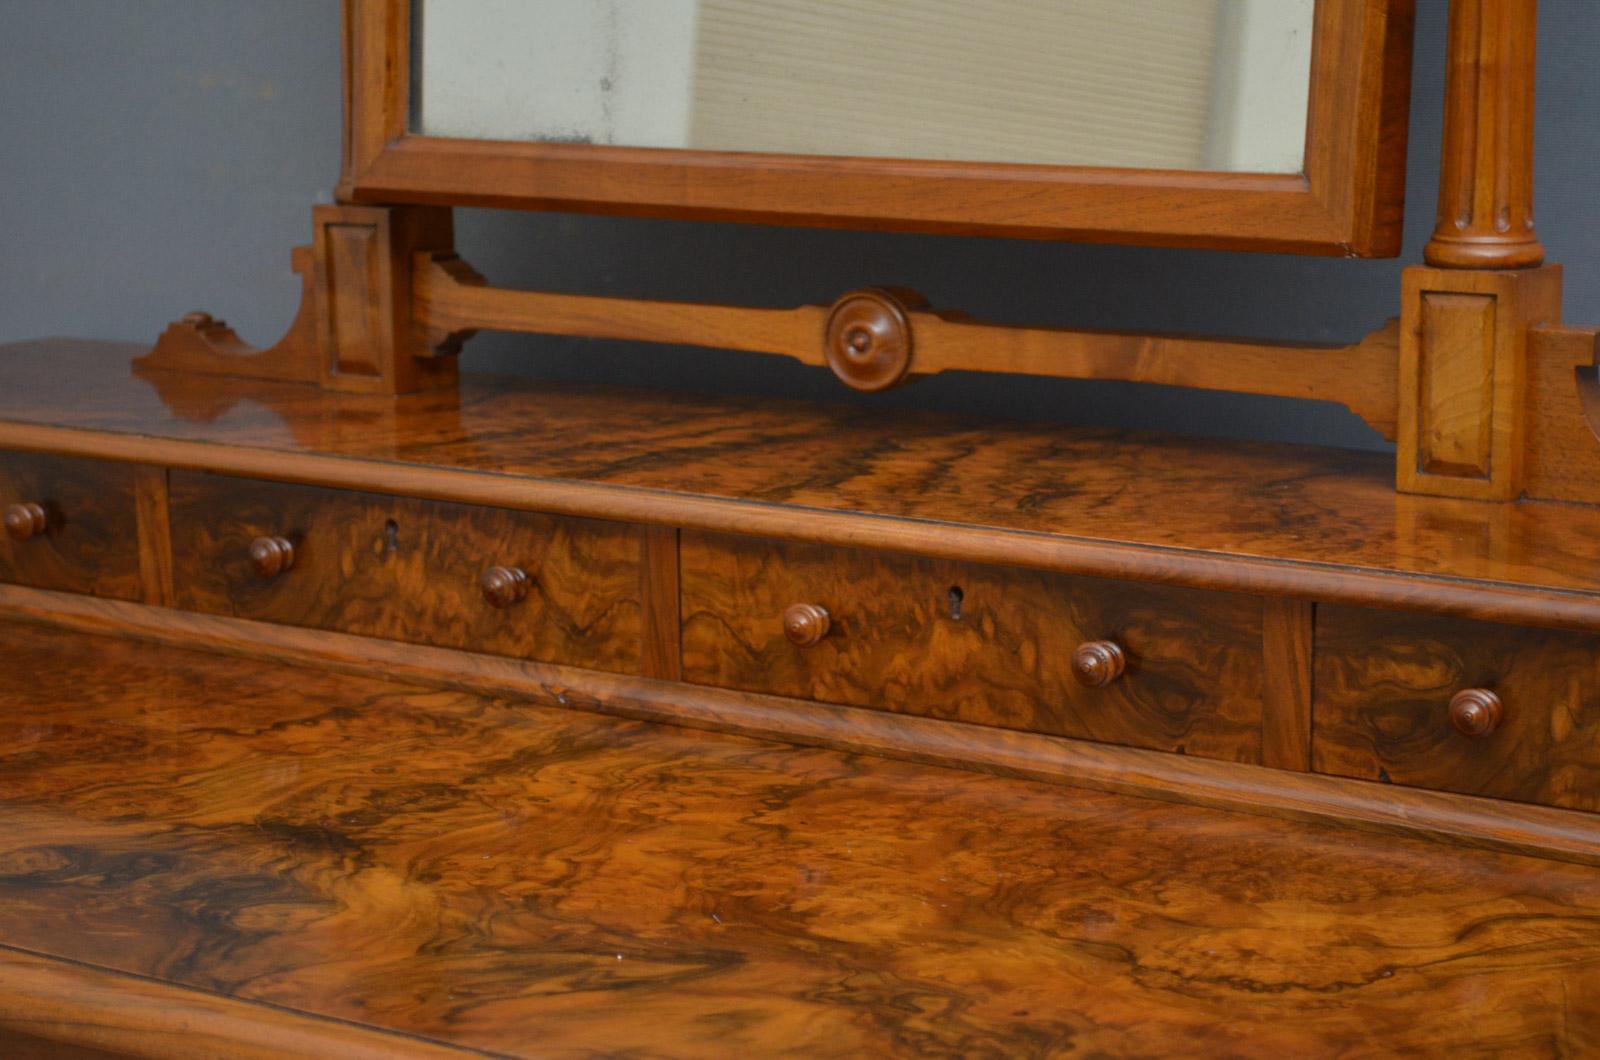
414, 0, 1315, 174
342, 0, 1413, 255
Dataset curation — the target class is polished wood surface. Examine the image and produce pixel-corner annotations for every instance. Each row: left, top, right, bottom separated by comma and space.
412, 251, 1405, 436
1448, 686, 1504, 737
246, 534, 295, 579
2, 502, 45, 542
8, 341, 1600, 626
139, 205, 459, 397
477, 563, 529, 609
1069, 639, 1126, 688
1424, 0, 1544, 268
1396, 264, 1563, 500
681, 531, 1266, 762
14, 582, 1600, 867
168, 470, 644, 673
1314, 603, 1600, 811
0, 450, 142, 602
0, 947, 477, 1060
2, 622, 1600, 1056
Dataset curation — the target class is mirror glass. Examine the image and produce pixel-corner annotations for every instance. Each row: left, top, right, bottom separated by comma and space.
413, 0, 1314, 174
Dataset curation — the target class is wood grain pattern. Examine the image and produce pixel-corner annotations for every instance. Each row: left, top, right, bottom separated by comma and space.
681, 531, 1265, 762
1314, 603, 1600, 810
9, 341, 1600, 627
1416, 291, 1497, 476
0, 946, 478, 1060
414, 253, 1403, 438
1524, 323, 1600, 505
1260, 598, 1314, 772
1424, 0, 1544, 268
132, 465, 173, 607
3, 622, 1600, 1056
640, 524, 682, 681
1396, 264, 1562, 500
344, 0, 1414, 255
0, 450, 142, 601
168, 471, 644, 674
12, 583, 1600, 867
138, 205, 458, 397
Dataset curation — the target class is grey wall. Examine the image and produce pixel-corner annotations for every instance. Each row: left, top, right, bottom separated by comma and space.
3, 0, 1597, 452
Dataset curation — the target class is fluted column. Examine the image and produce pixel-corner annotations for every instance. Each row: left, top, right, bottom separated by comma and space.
1423, 0, 1544, 268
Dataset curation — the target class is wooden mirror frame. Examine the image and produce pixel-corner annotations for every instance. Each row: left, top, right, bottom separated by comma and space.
338, 0, 1416, 256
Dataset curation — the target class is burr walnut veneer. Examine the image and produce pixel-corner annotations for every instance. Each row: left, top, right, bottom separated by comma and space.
12, 0, 1600, 1051
8, 339, 1600, 1052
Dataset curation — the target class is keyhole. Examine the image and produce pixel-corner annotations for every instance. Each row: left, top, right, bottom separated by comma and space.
947, 586, 964, 620
382, 519, 399, 553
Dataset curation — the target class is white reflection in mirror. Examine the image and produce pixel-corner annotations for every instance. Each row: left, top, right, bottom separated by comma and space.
415, 0, 1313, 174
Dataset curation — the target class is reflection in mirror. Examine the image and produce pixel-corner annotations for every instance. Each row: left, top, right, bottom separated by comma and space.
413, 0, 1314, 174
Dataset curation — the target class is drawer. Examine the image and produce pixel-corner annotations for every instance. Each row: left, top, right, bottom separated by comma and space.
0, 451, 141, 600
1313, 605, 1600, 811
680, 532, 1265, 762
168, 472, 644, 673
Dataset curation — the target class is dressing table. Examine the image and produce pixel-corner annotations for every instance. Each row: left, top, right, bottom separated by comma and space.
6, 0, 1600, 1055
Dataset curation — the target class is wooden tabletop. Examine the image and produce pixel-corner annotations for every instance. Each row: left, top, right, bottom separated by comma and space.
1, 620, 1598, 1057
4, 339, 1600, 622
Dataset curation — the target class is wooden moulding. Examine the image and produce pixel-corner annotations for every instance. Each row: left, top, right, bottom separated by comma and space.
6, 584, 1600, 868
137, 204, 456, 396
0, 944, 474, 1060
414, 253, 1404, 439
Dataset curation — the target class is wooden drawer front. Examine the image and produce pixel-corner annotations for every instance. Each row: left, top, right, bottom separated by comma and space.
1314, 606, 1600, 811
0, 451, 141, 600
168, 472, 644, 673
680, 532, 1265, 761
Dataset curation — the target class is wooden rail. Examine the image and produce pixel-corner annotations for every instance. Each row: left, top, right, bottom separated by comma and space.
411, 253, 1401, 438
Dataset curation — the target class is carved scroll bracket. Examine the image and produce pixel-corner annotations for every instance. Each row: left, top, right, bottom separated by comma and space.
138, 204, 457, 396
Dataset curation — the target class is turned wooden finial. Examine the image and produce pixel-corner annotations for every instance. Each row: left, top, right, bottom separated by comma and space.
1424, 0, 1545, 268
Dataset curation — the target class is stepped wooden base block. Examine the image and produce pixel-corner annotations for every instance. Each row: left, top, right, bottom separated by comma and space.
3, 623, 1600, 1057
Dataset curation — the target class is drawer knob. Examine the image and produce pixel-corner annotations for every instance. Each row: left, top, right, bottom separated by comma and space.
1449, 688, 1503, 737
783, 602, 832, 647
481, 565, 531, 609
1072, 640, 1127, 687
3, 502, 46, 542
248, 535, 295, 579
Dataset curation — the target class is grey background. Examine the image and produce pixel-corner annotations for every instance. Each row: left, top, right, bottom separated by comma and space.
2, 0, 1596, 452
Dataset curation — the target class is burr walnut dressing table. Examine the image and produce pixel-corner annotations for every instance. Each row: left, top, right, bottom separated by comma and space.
6, 0, 1600, 1055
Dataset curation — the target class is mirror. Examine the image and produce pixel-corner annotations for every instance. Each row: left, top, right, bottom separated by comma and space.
414, 0, 1315, 174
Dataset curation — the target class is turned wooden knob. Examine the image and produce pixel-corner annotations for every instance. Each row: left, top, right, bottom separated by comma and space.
823, 289, 916, 392
480, 565, 531, 609
783, 603, 832, 647
1449, 688, 1503, 738
1072, 640, 1127, 687
247, 535, 295, 579
4, 502, 46, 542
